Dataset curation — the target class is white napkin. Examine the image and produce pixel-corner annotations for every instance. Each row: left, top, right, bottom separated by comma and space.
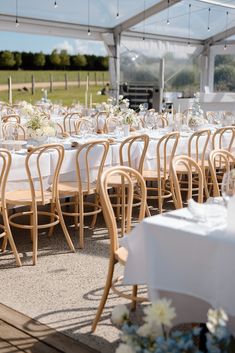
188, 199, 227, 227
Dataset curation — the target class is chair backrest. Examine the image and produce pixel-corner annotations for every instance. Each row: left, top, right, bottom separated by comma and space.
170, 155, 204, 208
63, 112, 82, 134
2, 114, 21, 124
3, 122, 26, 140
96, 111, 109, 132
209, 149, 235, 197
0, 149, 12, 207
75, 140, 109, 194
106, 117, 120, 133
99, 166, 147, 253
212, 127, 235, 151
157, 132, 180, 180
119, 134, 149, 174
155, 114, 169, 128
25, 144, 64, 205
74, 118, 92, 135
55, 122, 64, 137
188, 129, 211, 164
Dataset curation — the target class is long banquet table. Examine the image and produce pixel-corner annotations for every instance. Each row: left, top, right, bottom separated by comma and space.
121, 206, 235, 333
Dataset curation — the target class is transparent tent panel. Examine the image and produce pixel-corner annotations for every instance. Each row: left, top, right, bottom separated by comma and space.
131, 0, 235, 41
0, 0, 160, 28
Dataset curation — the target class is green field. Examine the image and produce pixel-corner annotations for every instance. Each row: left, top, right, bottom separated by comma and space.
0, 85, 108, 106
0, 70, 109, 85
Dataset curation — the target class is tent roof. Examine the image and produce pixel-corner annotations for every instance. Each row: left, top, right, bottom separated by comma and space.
0, 0, 235, 46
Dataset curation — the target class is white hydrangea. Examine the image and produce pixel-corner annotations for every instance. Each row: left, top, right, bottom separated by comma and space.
116, 343, 135, 353
137, 322, 161, 338
207, 308, 228, 334
111, 304, 129, 326
143, 299, 176, 328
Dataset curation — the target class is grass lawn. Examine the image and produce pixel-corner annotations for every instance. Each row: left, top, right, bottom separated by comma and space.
0, 70, 109, 85
0, 85, 108, 106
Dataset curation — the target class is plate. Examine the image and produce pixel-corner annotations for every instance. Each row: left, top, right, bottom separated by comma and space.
1, 140, 27, 145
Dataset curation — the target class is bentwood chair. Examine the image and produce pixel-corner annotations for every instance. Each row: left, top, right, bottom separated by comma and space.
212, 127, 235, 152
105, 117, 120, 133
155, 114, 169, 128
2, 114, 21, 124
170, 155, 204, 209
63, 112, 82, 135
95, 111, 109, 133
209, 149, 235, 197
74, 118, 92, 135
0, 149, 21, 266
57, 140, 110, 249
92, 166, 147, 332
143, 132, 180, 214
3, 122, 26, 140
6, 144, 75, 265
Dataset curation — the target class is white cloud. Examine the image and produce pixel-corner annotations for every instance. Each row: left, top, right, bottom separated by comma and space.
53, 40, 74, 54
52, 39, 107, 56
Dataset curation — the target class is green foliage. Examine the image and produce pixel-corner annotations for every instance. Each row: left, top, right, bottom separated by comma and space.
72, 54, 87, 68
33, 52, 46, 68
101, 56, 109, 70
214, 64, 235, 92
49, 49, 61, 68
14, 53, 22, 69
171, 69, 195, 88
59, 50, 70, 69
0, 51, 16, 68
215, 54, 235, 67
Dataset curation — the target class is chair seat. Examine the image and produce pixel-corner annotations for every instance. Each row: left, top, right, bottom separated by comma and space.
143, 169, 168, 180
114, 246, 128, 266
107, 174, 137, 187
58, 181, 97, 195
6, 190, 52, 205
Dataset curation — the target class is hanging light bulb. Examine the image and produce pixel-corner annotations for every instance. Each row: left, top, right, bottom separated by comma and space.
207, 8, 211, 31
87, 0, 91, 36
166, 0, 170, 25
187, 3, 191, 46
224, 43, 227, 50
54, 1, 58, 8
116, 0, 119, 18
15, 0, 19, 27
88, 28, 91, 36
224, 11, 229, 50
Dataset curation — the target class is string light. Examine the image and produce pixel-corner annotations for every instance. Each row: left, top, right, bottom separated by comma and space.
167, 0, 170, 25
224, 11, 229, 50
54, 0, 58, 8
88, 0, 91, 36
116, 0, 119, 18
187, 3, 191, 46
207, 8, 211, 31
15, 0, 19, 27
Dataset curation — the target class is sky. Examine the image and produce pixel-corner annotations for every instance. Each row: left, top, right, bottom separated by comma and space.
0, 31, 107, 56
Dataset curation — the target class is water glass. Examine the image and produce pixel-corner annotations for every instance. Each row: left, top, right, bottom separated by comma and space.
221, 169, 235, 206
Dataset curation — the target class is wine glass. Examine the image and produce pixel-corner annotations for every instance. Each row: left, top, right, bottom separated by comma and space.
221, 169, 235, 205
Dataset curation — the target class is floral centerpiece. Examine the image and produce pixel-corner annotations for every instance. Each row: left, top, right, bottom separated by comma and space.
26, 115, 56, 142
188, 93, 207, 130
19, 101, 38, 118
112, 299, 233, 353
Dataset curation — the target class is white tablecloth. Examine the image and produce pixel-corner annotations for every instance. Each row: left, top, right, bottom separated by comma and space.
121, 208, 235, 332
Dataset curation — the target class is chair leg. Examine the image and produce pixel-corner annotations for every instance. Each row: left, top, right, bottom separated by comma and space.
79, 194, 84, 249
56, 198, 75, 252
32, 205, 38, 266
48, 202, 56, 237
91, 259, 115, 332
2, 235, 7, 252
74, 195, 79, 230
131, 285, 138, 311
90, 194, 99, 229
2, 206, 21, 267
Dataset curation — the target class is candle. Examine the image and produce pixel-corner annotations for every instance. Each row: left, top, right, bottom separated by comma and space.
0, 117, 2, 140
90, 93, 92, 109
85, 90, 88, 109
178, 104, 181, 114
86, 75, 89, 91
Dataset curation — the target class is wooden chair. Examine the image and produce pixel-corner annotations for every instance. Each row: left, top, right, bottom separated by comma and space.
55, 122, 65, 137
96, 111, 109, 132
170, 155, 204, 209
74, 118, 92, 135
143, 132, 180, 213
106, 117, 120, 133
6, 144, 75, 265
155, 114, 169, 128
2, 114, 21, 124
3, 122, 26, 140
57, 140, 110, 249
0, 149, 21, 266
91, 166, 147, 332
212, 127, 235, 152
209, 149, 235, 197
63, 112, 82, 134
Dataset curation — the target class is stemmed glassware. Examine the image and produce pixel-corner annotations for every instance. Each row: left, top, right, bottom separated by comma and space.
221, 169, 235, 206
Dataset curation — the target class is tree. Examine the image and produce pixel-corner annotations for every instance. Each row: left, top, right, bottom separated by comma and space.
0, 51, 16, 68
59, 50, 70, 69
33, 52, 46, 68
101, 56, 109, 70
72, 54, 87, 68
215, 54, 235, 67
214, 65, 235, 92
49, 49, 61, 68
14, 52, 22, 69
171, 69, 195, 88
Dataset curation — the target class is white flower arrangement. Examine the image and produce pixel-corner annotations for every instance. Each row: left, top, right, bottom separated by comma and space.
20, 101, 37, 117
122, 109, 136, 125
113, 299, 233, 353
26, 115, 56, 139
188, 92, 206, 128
